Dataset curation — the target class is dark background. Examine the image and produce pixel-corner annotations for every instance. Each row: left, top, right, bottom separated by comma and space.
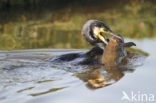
0, 0, 155, 50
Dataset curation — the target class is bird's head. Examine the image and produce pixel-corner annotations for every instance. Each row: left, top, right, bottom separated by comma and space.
82, 20, 122, 49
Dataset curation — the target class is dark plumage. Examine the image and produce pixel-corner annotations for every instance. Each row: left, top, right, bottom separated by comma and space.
51, 20, 136, 66
81, 20, 113, 49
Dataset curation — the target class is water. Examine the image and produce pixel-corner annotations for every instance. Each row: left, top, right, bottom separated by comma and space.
0, 39, 155, 103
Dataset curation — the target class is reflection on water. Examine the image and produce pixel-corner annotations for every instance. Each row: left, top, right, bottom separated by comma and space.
17, 87, 34, 93
77, 65, 133, 89
30, 87, 67, 97
0, 26, 87, 50
0, 38, 155, 103
0, 1, 155, 102
53, 52, 146, 89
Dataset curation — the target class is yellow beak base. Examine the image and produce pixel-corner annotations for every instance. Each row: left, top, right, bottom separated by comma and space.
97, 29, 108, 45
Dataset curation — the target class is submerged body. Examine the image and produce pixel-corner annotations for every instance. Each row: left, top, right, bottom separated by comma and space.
51, 34, 135, 66
50, 34, 136, 88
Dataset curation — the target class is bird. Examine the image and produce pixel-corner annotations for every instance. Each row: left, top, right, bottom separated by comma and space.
81, 20, 121, 49
51, 20, 136, 65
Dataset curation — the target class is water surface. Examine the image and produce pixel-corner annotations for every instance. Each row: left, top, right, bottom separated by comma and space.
0, 39, 155, 103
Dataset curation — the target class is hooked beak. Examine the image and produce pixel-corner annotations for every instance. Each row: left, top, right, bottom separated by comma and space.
97, 29, 108, 45
97, 33, 108, 45
97, 28, 122, 44
109, 32, 122, 40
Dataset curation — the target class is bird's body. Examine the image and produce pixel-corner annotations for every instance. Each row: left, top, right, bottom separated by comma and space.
51, 34, 135, 66
51, 20, 136, 66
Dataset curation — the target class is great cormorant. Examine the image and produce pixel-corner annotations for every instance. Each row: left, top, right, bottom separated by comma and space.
51, 20, 136, 65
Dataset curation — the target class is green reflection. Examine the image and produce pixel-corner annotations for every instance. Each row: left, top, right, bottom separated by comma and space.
36, 79, 54, 84
30, 87, 67, 96
17, 87, 34, 93
0, 1, 155, 50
